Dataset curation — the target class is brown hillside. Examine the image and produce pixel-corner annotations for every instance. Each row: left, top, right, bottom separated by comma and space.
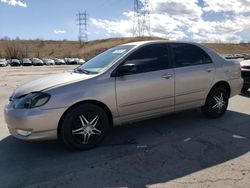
0, 37, 162, 59
206, 43, 250, 54
0, 37, 250, 59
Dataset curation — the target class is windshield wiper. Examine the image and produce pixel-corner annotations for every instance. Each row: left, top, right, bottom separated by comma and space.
74, 68, 90, 74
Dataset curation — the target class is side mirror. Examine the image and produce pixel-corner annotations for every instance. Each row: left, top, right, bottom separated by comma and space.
117, 63, 136, 76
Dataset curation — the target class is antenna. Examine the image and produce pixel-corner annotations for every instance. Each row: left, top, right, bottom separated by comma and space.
133, 0, 151, 37
76, 11, 88, 44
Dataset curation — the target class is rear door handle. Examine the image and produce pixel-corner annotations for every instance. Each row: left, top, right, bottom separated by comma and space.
162, 74, 173, 79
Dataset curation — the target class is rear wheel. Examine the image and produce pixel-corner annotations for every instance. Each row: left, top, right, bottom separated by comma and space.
60, 103, 110, 150
202, 87, 229, 118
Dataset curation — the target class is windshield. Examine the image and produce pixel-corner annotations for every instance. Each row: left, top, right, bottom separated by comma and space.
76, 45, 135, 74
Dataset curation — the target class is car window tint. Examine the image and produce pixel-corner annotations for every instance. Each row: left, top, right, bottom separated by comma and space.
80, 45, 135, 74
124, 44, 170, 74
171, 43, 212, 68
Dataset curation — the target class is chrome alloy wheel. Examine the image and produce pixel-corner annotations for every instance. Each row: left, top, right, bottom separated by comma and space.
61, 103, 110, 150
201, 87, 229, 118
72, 115, 102, 144
212, 92, 226, 113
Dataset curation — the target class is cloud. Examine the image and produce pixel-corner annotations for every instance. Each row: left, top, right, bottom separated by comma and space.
203, 0, 250, 14
151, 0, 202, 19
90, 0, 250, 42
0, 0, 27, 7
54, 30, 67, 34
90, 18, 133, 37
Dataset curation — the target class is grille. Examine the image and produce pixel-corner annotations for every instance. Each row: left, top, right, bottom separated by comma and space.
242, 66, 250, 69
244, 77, 250, 82
242, 71, 250, 77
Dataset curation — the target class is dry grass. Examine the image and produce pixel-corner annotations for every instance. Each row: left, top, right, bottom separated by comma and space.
206, 43, 250, 54
0, 37, 162, 59
0, 37, 250, 60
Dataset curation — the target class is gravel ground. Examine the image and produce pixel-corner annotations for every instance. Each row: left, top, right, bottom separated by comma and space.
0, 66, 249, 188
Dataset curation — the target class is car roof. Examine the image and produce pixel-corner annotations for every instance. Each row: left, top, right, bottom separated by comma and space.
120, 40, 201, 47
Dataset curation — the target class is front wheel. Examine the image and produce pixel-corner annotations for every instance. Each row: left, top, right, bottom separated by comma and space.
60, 103, 110, 150
202, 87, 229, 118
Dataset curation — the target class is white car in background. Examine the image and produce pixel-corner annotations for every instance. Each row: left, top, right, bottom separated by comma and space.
43, 58, 55, 66
0, 59, 8, 67
32, 58, 44, 66
65, 58, 78, 65
240, 60, 250, 92
54, 58, 66, 65
78, 59, 86, 65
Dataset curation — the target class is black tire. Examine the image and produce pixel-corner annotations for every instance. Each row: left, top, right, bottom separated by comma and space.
202, 87, 229, 118
60, 103, 110, 150
241, 87, 249, 93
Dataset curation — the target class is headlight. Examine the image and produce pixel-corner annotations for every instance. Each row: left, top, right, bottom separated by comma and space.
13, 92, 50, 109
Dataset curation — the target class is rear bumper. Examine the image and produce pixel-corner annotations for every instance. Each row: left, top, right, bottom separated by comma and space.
229, 78, 243, 97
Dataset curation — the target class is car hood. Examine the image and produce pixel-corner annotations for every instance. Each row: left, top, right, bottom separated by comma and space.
13, 72, 93, 98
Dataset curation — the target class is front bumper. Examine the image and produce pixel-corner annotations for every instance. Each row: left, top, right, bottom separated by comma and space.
4, 104, 67, 141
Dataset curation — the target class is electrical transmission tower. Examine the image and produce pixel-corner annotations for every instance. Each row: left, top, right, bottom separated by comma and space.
133, 0, 151, 37
76, 11, 88, 43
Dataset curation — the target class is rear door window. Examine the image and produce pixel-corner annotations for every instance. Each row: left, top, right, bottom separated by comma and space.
171, 43, 212, 68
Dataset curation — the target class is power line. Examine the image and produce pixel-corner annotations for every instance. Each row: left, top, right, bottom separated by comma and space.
133, 0, 151, 37
76, 11, 88, 43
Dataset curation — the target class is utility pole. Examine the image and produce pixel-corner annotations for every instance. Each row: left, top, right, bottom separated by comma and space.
76, 11, 88, 44
133, 0, 151, 37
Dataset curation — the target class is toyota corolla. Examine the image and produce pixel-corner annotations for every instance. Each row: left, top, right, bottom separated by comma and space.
4, 41, 243, 150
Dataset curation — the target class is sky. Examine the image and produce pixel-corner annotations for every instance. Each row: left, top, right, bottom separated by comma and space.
0, 0, 250, 43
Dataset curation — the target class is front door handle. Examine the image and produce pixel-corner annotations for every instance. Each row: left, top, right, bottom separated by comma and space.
162, 74, 173, 79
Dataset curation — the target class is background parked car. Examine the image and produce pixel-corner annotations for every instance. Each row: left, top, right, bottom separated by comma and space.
0, 58, 8, 67
64, 58, 70, 64
21, 58, 32, 66
10, 59, 21, 66
6, 59, 11, 66
74, 58, 80, 64
32, 58, 44, 66
78, 58, 86, 65
54, 58, 65, 65
43, 58, 55, 66
65, 58, 78, 65
244, 54, 250, 60
240, 60, 250, 92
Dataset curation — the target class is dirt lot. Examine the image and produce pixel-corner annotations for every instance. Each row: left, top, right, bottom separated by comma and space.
0, 66, 250, 188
